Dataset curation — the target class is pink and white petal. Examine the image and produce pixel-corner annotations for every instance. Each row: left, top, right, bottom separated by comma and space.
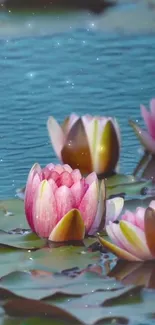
48, 178, 58, 194
56, 171, 74, 188
85, 172, 98, 185
55, 185, 75, 221
33, 180, 58, 238
106, 222, 127, 249
71, 181, 86, 208
129, 120, 155, 154
68, 114, 80, 132
141, 105, 155, 139
108, 221, 147, 260
88, 180, 106, 235
120, 221, 152, 260
79, 180, 98, 233
135, 207, 145, 230
149, 200, 155, 211
53, 164, 65, 174
47, 116, 65, 160
63, 164, 73, 173
46, 163, 55, 170
106, 197, 124, 225
98, 236, 141, 261
121, 210, 136, 224
150, 98, 155, 118
71, 169, 82, 183
81, 118, 101, 171
42, 167, 51, 180
25, 163, 42, 231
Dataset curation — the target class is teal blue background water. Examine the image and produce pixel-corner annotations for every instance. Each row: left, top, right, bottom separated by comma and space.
0, 5, 155, 199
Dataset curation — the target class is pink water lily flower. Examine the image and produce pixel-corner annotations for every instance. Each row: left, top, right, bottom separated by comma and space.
130, 98, 155, 154
47, 114, 120, 176
25, 163, 124, 242
98, 201, 155, 261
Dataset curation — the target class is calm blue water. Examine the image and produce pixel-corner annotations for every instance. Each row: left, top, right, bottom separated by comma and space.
0, 14, 155, 199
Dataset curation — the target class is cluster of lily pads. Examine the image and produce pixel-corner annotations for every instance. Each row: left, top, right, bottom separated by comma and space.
13, 98, 155, 262
1, 99, 155, 324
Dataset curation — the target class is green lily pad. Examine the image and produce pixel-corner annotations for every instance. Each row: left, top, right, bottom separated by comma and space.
0, 199, 27, 232
0, 269, 122, 300
107, 178, 152, 198
0, 232, 46, 250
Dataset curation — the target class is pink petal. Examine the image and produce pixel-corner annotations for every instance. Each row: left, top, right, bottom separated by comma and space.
48, 178, 58, 194
120, 221, 152, 260
68, 113, 80, 131
78, 180, 98, 233
46, 163, 55, 170
141, 104, 155, 139
42, 167, 51, 180
50, 171, 60, 182
63, 164, 73, 173
135, 207, 145, 230
85, 172, 98, 185
25, 163, 42, 231
53, 164, 65, 174
55, 185, 75, 221
56, 171, 74, 188
106, 222, 126, 249
71, 169, 82, 183
88, 180, 106, 235
32, 180, 58, 238
71, 180, 87, 207
47, 117, 65, 159
130, 121, 155, 154
150, 99, 155, 118
122, 210, 136, 224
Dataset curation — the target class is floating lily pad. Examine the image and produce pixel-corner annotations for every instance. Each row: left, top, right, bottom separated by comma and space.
0, 232, 46, 250
0, 269, 122, 300
0, 199, 28, 232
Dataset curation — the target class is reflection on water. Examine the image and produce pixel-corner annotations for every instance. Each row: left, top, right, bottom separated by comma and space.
109, 259, 155, 289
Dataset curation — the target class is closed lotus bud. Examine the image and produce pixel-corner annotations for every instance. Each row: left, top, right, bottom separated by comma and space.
47, 114, 120, 176
24, 163, 124, 242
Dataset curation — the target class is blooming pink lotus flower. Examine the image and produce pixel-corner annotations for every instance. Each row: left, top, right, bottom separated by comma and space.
98, 201, 155, 261
25, 163, 124, 242
47, 114, 120, 176
130, 99, 155, 154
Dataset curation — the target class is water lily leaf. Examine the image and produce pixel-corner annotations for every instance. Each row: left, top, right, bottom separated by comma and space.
0, 232, 46, 250
106, 174, 136, 187
107, 180, 152, 198
0, 199, 27, 232
3, 297, 81, 324
0, 247, 30, 278
0, 269, 122, 300
30, 246, 100, 272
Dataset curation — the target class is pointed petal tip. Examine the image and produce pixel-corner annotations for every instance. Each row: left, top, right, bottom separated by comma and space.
49, 209, 85, 242
47, 116, 65, 160
98, 236, 141, 261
